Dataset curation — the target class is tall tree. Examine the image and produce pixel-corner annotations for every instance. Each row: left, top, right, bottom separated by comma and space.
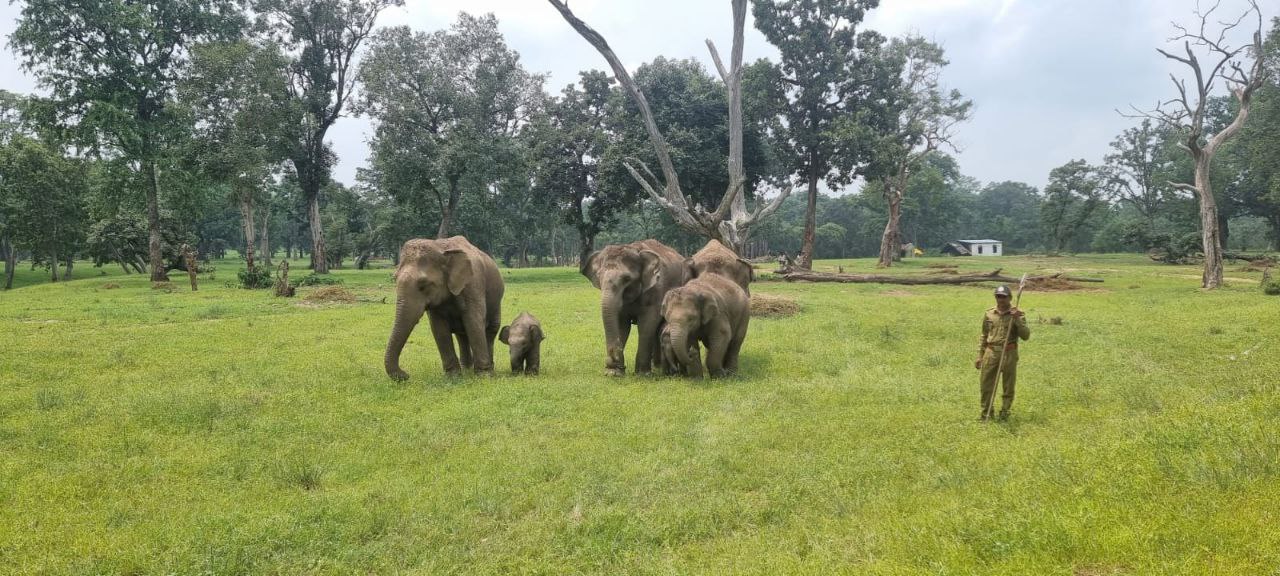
548, 0, 793, 254
12, 0, 244, 281
0, 135, 88, 284
1104, 119, 1177, 225
260, 0, 401, 273
752, 0, 896, 268
529, 71, 629, 265
871, 36, 971, 267
182, 40, 296, 273
1041, 160, 1108, 254
974, 181, 1042, 251
359, 14, 544, 240
1128, 0, 1268, 288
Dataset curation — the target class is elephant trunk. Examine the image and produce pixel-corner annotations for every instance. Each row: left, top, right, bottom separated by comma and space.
384, 296, 417, 379
601, 289, 625, 371
670, 325, 701, 377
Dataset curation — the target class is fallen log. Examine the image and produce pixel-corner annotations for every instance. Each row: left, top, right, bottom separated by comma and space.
781, 269, 1104, 285
1224, 252, 1276, 264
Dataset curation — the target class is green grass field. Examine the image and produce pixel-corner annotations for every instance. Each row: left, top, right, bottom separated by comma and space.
2, 254, 1278, 574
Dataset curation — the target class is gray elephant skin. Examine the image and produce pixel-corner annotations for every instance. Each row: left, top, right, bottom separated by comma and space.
660, 321, 701, 376
660, 273, 750, 378
582, 239, 689, 375
500, 311, 544, 375
687, 239, 755, 294
384, 236, 505, 380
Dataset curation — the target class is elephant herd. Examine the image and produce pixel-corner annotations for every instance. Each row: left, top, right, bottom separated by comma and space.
384, 236, 753, 381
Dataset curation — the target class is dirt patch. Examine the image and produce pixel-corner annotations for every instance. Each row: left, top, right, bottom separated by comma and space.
750, 293, 800, 317
304, 286, 357, 303
925, 263, 958, 269
880, 289, 915, 297
929, 268, 959, 274
1025, 277, 1087, 291
102, 282, 121, 290
151, 282, 175, 292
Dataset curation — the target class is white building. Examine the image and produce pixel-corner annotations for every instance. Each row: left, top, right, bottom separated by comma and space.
943, 239, 1003, 257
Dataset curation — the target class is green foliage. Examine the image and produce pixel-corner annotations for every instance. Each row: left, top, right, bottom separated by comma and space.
290, 272, 343, 288
1041, 160, 1109, 254
1262, 270, 1280, 295
3, 254, 1280, 573
236, 266, 273, 289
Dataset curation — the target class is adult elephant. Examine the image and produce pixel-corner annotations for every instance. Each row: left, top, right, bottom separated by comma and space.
687, 239, 754, 294
660, 273, 750, 378
385, 236, 504, 380
582, 239, 689, 376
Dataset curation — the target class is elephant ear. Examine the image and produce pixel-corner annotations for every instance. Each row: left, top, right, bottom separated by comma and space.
736, 257, 755, 283
697, 292, 720, 326
640, 250, 663, 292
684, 257, 699, 279
499, 325, 511, 345
581, 251, 601, 289
444, 248, 472, 296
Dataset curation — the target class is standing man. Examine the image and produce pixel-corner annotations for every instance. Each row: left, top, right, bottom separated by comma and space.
975, 285, 1030, 421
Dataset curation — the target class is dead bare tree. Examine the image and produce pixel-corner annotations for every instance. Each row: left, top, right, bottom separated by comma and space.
1125, 0, 1267, 289
546, 0, 792, 254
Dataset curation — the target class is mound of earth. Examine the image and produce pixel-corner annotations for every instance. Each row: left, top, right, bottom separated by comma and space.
750, 293, 800, 317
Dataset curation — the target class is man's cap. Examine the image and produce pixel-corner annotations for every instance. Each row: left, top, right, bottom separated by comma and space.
994, 285, 1011, 297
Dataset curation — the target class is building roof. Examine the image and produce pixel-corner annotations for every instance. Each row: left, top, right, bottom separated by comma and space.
956, 239, 1001, 244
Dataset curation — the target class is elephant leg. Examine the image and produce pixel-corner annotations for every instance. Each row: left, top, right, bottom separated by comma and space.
704, 329, 731, 378
526, 348, 540, 376
456, 332, 473, 369
428, 310, 462, 375
463, 307, 494, 374
634, 312, 661, 375
724, 334, 745, 375
510, 351, 524, 375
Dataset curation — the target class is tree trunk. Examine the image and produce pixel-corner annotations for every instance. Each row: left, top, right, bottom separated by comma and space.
2, 236, 14, 290
307, 192, 328, 273
783, 269, 1104, 285
1271, 217, 1280, 252
49, 242, 59, 282
878, 185, 903, 268
799, 164, 818, 270
260, 201, 272, 267
146, 159, 169, 282
578, 229, 596, 270
1194, 155, 1223, 289
437, 178, 461, 239
239, 192, 257, 272
64, 257, 73, 280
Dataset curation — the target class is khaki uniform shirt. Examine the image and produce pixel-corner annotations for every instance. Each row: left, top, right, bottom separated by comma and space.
978, 306, 1030, 355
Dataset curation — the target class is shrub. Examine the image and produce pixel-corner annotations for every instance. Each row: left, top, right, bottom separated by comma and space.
291, 273, 343, 288
1262, 269, 1279, 296
237, 266, 273, 289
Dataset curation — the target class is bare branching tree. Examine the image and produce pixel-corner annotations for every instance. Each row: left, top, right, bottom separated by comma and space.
1125, 0, 1267, 289
546, 0, 792, 254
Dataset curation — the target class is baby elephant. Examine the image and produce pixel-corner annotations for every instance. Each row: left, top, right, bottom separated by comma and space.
499, 312, 544, 375
660, 322, 702, 376
660, 274, 750, 378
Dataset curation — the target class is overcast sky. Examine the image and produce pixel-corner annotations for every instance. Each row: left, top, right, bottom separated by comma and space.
2, 0, 1275, 191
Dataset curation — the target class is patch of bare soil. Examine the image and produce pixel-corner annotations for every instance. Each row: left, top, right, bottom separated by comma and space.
880, 289, 915, 297
750, 293, 800, 317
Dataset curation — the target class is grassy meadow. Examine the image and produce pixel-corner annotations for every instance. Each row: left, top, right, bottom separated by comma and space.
2, 253, 1278, 574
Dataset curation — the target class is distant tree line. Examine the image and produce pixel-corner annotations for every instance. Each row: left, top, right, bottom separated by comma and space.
0, 0, 1276, 290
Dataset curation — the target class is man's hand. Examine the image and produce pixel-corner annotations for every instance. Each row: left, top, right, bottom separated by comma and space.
1010, 307, 1024, 318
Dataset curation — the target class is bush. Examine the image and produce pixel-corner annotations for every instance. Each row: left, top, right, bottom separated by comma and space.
291, 273, 343, 288
237, 266, 273, 289
1263, 269, 1280, 296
